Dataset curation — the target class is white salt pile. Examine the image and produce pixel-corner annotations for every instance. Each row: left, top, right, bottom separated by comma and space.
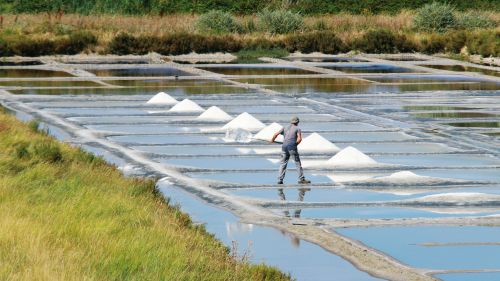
146, 92, 178, 105
222, 112, 265, 132
223, 128, 253, 143
298, 133, 340, 153
253, 122, 283, 142
327, 146, 378, 167
197, 106, 232, 121
169, 99, 204, 112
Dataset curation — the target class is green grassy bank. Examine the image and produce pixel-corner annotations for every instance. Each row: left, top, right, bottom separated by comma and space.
0, 108, 289, 281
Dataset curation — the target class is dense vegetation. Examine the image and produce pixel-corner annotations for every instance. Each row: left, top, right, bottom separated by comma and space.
1, 0, 500, 14
0, 108, 290, 281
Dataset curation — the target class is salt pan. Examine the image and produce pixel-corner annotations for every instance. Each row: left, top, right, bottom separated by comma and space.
169, 99, 204, 112
327, 146, 377, 166
254, 122, 283, 142
197, 106, 232, 121
298, 133, 340, 153
412, 193, 500, 203
222, 112, 265, 132
146, 92, 178, 105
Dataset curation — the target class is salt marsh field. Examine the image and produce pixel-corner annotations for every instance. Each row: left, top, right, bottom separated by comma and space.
1, 53, 499, 281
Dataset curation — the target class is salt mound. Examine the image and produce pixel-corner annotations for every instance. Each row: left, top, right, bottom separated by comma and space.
327, 146, 377, 167
298, 133, 340, 153
375, 171, 431, 183
169, 99, 204, 112
146, 92, 178, 105
253, 122, 284, 142
222, 112, 265, 132
413, 193, 500, 203
197, 106, 232, 121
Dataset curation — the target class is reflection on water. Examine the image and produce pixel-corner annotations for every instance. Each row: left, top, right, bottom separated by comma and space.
198, 66, 318, 75
0, 68, 72, 77
89, 67, 193, 77
10, 87, 164, 95
234, 77, 371, 93
277, 188, 310, 218
104, 80, 251, 94
422, 64, 500, 77
286, 57, 369, 62
445, 122, 500, 128
412, 112, 499, 118
404, 105, 480, 111
0, 80, 100, 87
323, 64, 418, 73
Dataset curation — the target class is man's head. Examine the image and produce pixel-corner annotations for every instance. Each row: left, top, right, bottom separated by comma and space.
291, 116, 299, 125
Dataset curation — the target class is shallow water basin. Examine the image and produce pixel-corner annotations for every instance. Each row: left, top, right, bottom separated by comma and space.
286, 57, 369, 62
421, 65, 500, 77
0, 80, 101, 87
0, 68, 72, 77
88, 67, 193, 77
444, 122, 500, 128
374, 154, 500, 167
349, 142, 457, 154
322, 63, 418, 73
337, 226, 500, 270
198, 66, 318, 75
286, 207, 500, 219
436, 272, 500, 281
188, 171, 332, 185
411, 112, 498, 118
156, 156, 276, 170
108, 134, 225, 145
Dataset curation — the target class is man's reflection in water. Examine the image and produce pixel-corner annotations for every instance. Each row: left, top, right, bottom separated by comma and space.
277, 188, 310, 218
277, 188, 310, 247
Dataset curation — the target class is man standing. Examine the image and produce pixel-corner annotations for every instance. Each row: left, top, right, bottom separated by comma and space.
271, 116, 311, 185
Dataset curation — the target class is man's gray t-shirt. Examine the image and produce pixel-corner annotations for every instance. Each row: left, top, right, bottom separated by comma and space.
279, 124, 301, 151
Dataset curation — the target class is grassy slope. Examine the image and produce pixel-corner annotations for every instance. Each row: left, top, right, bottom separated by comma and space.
0, 110, 289, 281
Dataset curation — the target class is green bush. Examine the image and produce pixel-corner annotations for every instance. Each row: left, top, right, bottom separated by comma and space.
414, 2, 457, 32
466, 30, 500, 56
353, 29, 416, 53
456, 11, 496, 29
285, 31, 344, 54
257, 9, 304, 34
419, 33, 447, 54
195, 10, 241, 34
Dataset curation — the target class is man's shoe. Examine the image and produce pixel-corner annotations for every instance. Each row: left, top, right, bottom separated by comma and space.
298, 179, 311, 184
277, 180, 283, 185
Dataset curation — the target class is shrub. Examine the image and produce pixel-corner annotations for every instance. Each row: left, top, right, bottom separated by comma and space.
107, 32, 149, 55
419, 33, 447, 54
353, 29, 416, 53
466, 30, 500, 57
257, 9, 304, 34
55, 31, 97, 54
285, 31, 344, 54
445, 30, 468, 53
413, 2, 457, 32
27, 120, 40, 133
195, 10, 241, 34
456, 11, 496, 29
31, 141, 63, 163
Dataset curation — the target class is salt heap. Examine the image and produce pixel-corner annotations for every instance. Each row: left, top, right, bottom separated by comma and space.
146, 92, 178, 105
169, 99, 204, 112
298, 133, 340, 153
197, 106, 232, 121
253, 122, 283, 142
327, 146, 377, 167
222, 112, 265, 132
374, 171, 430, 184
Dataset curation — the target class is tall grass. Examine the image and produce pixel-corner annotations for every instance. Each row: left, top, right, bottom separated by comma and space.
0, 110, 290, 281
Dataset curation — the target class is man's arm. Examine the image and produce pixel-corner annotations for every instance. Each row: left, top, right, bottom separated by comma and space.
296, 130, 302, 145
270, 128, 284, 143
